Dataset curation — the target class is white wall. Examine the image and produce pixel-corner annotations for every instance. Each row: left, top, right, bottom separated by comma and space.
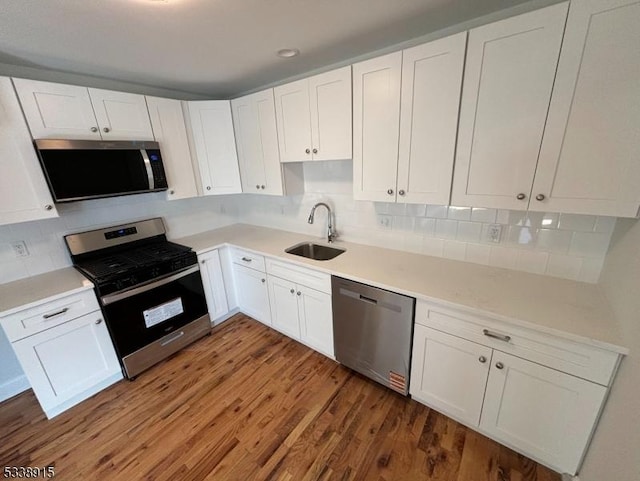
579, 218, 640, 481
235, 161, 616, 283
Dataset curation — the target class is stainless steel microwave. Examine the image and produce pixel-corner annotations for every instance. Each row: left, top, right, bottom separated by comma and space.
35, 139, 168, 203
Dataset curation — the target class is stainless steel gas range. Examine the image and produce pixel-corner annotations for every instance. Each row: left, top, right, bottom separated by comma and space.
64, 218, 210, 379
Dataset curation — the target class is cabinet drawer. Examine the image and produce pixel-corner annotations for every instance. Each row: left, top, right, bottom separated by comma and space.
1, 289, 100, 342
231, 248, 266, 272
415, 300, 618, 386
266, 258, 331, 294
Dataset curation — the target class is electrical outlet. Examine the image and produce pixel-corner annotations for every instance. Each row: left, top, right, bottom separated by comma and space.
11, 240, 30, 257
377, 214, 392, 229
486, 224, 503, 243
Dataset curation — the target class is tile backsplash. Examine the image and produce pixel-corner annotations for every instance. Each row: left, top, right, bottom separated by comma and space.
0, 160, 616, 285
234, 161, 615, 283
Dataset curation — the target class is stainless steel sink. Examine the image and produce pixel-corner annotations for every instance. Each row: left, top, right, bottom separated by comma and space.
285, 242, 345, 261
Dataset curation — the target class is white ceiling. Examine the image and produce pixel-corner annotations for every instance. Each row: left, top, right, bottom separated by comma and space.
0, 0, 538, 97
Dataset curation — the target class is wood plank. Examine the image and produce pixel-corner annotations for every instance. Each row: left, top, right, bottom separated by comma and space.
0, 314, 561, 481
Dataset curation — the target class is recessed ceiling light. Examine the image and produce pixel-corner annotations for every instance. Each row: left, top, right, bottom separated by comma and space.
277, 48, 300, 59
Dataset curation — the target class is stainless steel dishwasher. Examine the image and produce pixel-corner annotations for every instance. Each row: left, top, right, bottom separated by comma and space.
331, 276, 415, 395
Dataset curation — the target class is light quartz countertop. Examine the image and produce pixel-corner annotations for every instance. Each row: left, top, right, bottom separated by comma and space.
0, 267, 94, 318
175, 224, 627, 354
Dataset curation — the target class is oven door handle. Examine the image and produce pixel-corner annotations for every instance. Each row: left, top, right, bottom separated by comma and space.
101, 265, 200, 306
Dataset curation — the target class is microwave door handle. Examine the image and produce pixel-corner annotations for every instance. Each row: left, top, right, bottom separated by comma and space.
141, 149, 155, 190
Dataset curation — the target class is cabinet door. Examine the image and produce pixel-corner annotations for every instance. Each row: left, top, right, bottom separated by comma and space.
88, 88, 154, 140
232, 89, 284, 195
397, 33, 466, 205
410, 325, 492, 427
233, 264, 271, 325
480, 351, 607, 475
298, 285, 333, 358
199, 250, 229, 323
308, 66, 352, 161
0, 77, 58, 226
532, 0, 640, 217
147, 96, 198, 201
353, 52, 402, 202
451, 3, 568, 210
12, 78, 100, 140
267, 276, 301, 339
187, 101, 242, 195
274, 78, 313, 162
12, 312, 121, 416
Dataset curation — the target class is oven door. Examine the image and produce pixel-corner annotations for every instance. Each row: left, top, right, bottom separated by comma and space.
100, 265, 208, 361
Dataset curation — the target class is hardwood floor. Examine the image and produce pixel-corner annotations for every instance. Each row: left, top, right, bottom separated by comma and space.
0, 314, 560, 481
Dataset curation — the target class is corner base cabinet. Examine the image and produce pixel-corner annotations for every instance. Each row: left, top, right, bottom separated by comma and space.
1, 290, 122, 419
198, 249, 230, 324
410, 300, 621, 475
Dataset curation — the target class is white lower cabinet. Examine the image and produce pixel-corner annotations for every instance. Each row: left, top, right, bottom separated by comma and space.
267, 275, 334, 358
233, 264, 271, 325
297, 285, 333, 358
410, 300, 620, 475
5, 306, 122, 419
198, 249, 229, 324
480, 351, 606, 474
268, 276, 301, 339
410, 325, 491, 427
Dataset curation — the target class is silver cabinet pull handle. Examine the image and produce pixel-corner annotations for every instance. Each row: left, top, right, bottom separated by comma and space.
536, 194, 546, 201
305, 148, 311, 154
296, 291, 301, 296
496, 362, 504, 370
398, 190, 405, 196
483, 329, 511, 342
241, 257, 252, 262
90, 127, 98, 133
290, 288, 295, 294
160, 331, 184, 346
516, 193, 526, 200
95, 319, 102, 325
312, 148, 318, 154
261, 278, 266, 283
45, 204, 53, 211
387, 189, 394, 195
103, 127, 110, 133
479, 356, 487, 363
43, 307, 69, 319
206, 186, 211, 191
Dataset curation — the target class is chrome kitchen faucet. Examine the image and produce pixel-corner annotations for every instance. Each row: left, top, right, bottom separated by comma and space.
308, 202, 337, 243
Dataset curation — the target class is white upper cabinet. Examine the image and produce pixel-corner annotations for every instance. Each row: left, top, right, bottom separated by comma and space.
275, 66, 352, 162
13, 78, 153, 140
146, 96, 198, 201
187, 100, 242, 195
88, 88, 154, 140
0, 77, 58, 225
308, 67, 352, 161
532, 0, 640, 217
397, 33, 466, 205
231, 89, 303, 196
451, 3, 569, 210
353, 52, 403, 202
354, 33, 465, 204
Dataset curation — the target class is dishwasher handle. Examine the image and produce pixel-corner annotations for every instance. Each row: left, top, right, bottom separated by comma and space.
359, 294, 378, 305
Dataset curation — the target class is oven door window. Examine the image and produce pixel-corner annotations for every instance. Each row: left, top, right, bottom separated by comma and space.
102, 271, 208, 358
